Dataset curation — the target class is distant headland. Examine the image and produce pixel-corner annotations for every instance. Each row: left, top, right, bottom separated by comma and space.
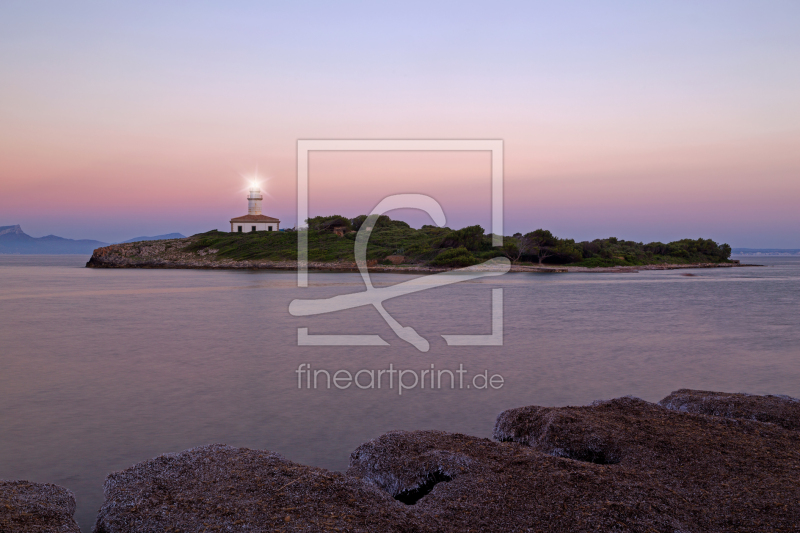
0, 225, 186, 254
0, 225, 108, 255
732, 248, 800, 256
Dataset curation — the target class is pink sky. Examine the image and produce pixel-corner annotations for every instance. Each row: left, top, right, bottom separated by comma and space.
1, 2, 799, 246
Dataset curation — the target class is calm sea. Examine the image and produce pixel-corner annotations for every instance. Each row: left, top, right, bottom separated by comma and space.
1, 255, 799, 531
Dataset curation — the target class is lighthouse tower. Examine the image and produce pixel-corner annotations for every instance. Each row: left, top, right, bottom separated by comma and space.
247, 185, 263, 215
230, 184, 281, 233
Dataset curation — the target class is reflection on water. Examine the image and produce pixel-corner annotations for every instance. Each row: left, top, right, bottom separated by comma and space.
1, 255, 799, 531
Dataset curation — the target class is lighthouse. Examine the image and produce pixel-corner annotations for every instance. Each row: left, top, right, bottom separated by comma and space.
247, 186, 263, 215
230, 184, 280, 233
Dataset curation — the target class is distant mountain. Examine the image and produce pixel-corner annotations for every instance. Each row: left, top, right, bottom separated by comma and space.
119, 233, 186, 244
732, 248, 800, 256
0, 225, 108, 254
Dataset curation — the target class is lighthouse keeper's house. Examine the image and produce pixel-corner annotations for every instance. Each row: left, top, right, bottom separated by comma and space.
230, 185, 280, 233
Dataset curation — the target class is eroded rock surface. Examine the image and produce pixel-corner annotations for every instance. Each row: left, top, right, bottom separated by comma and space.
349, 429, 692, 532
493, 395, 800, 531
93, 444, 425, 533
659, 388, 800, 431
0, 480, 80, 533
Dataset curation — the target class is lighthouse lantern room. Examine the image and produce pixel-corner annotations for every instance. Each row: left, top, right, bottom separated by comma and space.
229, 185, 280, 233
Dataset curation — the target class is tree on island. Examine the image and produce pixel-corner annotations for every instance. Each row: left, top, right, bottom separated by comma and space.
502, 233, 529, 263
437, 225, 485, 251
525, 229, 558, 264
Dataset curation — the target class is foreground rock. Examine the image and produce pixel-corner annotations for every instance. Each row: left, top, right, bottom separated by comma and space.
659, 388, 800, 431
93, 444, 425, 533
95, 391, 800, 532
494, 395, 800, 531
0, 480, 80, 533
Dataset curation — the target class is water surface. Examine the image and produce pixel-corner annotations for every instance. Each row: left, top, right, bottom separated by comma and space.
1, 255, 798, 531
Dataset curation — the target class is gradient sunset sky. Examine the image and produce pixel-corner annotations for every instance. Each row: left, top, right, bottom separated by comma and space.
1, 1, 799, 246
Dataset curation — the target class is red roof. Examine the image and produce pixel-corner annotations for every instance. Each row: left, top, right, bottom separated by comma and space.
230, 214, 280, 222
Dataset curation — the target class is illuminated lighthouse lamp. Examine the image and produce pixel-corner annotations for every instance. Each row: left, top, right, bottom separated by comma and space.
229, 183, 280, 233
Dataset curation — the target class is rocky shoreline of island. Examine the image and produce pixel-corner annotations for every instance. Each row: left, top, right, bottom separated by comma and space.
85, 237, 758, 274
3, 388, 799, 532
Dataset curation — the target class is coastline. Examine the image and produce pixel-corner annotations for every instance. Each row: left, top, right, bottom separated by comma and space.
85, 238, 760, 274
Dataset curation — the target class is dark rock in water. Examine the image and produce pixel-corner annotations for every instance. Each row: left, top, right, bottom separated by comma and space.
0, 480, 80, 532
93, 392, 800, 532
659, 388, 800, 431
93, 443, 425, 533
493, 395, 800, 531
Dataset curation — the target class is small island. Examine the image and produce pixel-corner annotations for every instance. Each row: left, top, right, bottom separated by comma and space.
86, 214, 746, 273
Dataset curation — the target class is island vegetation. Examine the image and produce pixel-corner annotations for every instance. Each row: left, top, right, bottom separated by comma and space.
184, 214, 732, 268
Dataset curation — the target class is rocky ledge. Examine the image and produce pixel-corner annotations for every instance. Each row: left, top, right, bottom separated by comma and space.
0, 480, 80, 532
84, 388, 799, 532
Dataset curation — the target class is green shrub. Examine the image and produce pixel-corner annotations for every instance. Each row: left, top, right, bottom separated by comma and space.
477, 249, 506, 260
350, 214, 410, 231
437, 225, 485, 251
307, 215, 352, 233
429, 247, 479, 267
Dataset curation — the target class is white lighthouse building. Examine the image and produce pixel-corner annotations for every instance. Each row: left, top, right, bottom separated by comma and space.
230, 185, 280, 233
